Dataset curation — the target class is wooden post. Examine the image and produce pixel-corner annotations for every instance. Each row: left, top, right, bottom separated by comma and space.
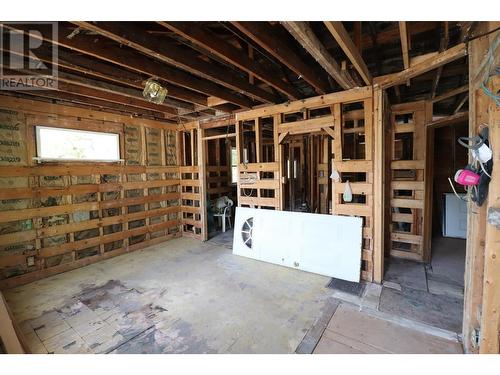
197, 127, 208, 241
423, 101, 434, 262
273, 114, 284, 210
462, 24, 499, 353
373, 88, 384, 283
479, 75, 499, 354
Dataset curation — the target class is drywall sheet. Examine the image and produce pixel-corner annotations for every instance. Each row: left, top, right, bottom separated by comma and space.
233, 207, 363, 282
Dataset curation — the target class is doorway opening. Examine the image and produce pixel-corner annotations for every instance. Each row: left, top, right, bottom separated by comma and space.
382, 101, 467, 334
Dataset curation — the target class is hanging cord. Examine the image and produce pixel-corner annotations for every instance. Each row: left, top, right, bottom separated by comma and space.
458, 135, 492, 178
475, 32, 500, 105
448, 177, 475, 202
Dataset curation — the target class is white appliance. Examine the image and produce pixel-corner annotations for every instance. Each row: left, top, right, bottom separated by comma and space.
233, 207, 363, 282
442, 193, 467, 239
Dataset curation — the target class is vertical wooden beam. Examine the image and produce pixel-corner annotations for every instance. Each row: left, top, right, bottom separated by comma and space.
373, 88, 384, 283
423, 101, 434, 262
197, 127, 208, 241
273, 113, 284, 210
332, 103, 343, 162
479, 75, 499, 354
255, 118, 261, 163
462, 24, 499, 353
398, 21, 410, 86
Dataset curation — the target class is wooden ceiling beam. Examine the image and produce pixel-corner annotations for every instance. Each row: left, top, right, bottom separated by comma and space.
453, 92, 469, 114
323, 21, 372, 85
373, 43, 467, 89
1, 22, 255, 109
399, 22, 410, 70
426, 111, 469, 128
1, 63, 187, 119
73, 21, 277, 105
398, 21, 411, 87
281, 21, 354, 90
16, 90, 170, 120
430, 22, 450, 99
431, 84, 468, 103
159, 22, 302, 100
230, 21, 330, 94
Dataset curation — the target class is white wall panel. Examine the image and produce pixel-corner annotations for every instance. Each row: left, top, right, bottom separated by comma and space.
233, 207, 363, 282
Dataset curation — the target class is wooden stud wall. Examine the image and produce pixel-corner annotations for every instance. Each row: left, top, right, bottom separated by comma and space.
235, 86, 377, 281
178, 126, 208, 241
388, 101, 432, 262
205, 139, 233, 201
0, 98, 182, 289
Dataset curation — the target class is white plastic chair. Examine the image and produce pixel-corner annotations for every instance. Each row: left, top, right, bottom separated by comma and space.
213, 196, 233, 233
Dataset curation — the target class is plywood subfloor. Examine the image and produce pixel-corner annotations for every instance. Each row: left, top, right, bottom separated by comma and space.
4, 237, 332, 354
313, 303, 463, 354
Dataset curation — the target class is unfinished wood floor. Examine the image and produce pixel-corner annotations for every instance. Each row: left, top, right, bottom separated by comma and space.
4, 237, 332, 354
313, 302, 463, 354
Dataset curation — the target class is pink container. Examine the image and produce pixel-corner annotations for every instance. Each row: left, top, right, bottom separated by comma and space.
454, 169, 480, 186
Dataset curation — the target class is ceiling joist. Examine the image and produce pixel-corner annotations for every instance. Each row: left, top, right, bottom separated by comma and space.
373, 43, 467, 89
230, 21, 330, 94
281, 21, 355, 90
323, 21, 372, 85
158, 21, 302, 100
73, 22, 277, 106
1, 23, 256, 109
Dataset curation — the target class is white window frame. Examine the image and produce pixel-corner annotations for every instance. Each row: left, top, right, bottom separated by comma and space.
35, 126, 122, 163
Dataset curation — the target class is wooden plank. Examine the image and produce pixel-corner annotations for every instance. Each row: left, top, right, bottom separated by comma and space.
391, 181, 425, 190
322, 126, 336, 139
281, 21, 354, 90
0, 95, 176, 131
399, 22, 410, 71
238, 162, 279, 172
391, 198, 424, 209
374, 43, 467, 89
373, 88, 384, 283
335, 160, 372, 172
431, 85, 468, 103
278, 131, 289, 144
335, 203, 372, 216
201, 133, 236, 141
197, 128, 208, 240
391, 232, 423, 245
390, 249, 423, 261
392, 213, 414, 223
231, 21, 330, 94
279, 116, 334, 134
479, 75, 500, 353
236, 86, 372, 121
426, 111, 469, 128
391, 160, 425, 169
323, 21, 372, 85
334, 182, 372, 195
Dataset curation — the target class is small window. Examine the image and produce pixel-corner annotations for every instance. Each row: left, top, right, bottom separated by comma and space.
36, 126, 121, 162
231, 147, 238, 184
